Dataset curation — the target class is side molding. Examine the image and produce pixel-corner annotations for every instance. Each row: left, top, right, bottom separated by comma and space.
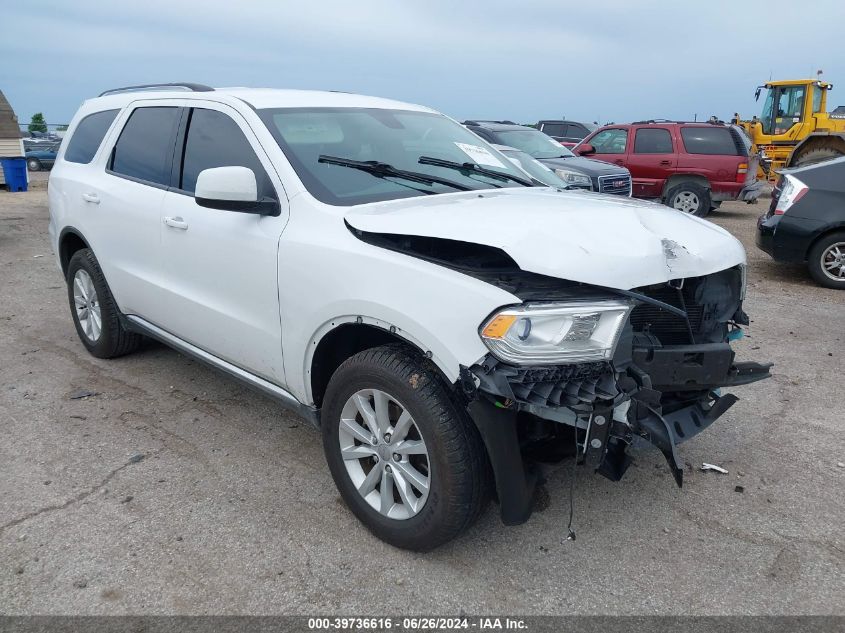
124, 315, 319, 427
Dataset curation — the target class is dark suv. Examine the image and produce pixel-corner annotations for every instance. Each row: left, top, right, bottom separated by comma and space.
575, 121, 762, 216
464, 120, 632, 195
537, 119, 597, 147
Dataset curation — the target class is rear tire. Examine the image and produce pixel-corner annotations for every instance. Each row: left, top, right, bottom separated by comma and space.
321, 344, 491, 551
27, 158, 41, 172
66, 249, 143, 358
666, 182, 711, 217
807, 231, 845, 289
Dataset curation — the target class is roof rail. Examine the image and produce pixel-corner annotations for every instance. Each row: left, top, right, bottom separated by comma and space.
98, 83, 215, 97
631, 118, 676, 124
462, 119, 517, 126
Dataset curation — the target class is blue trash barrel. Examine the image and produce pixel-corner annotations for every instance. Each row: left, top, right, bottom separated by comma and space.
1, 157, 28, 192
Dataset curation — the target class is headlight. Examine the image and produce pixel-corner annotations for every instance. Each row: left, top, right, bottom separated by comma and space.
480, 301, 632, 365
554, 169, 592, 188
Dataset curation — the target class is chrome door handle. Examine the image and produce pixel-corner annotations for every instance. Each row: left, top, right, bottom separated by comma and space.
164, 216, 188, 230
81, 192, 100, 204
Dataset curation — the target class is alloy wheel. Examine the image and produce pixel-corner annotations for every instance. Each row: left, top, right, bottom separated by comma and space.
820, 241, 845, 282
73, 269, 102, 342
338, 388, 431, 520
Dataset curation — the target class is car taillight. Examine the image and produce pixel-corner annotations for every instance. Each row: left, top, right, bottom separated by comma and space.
736, 162, 748, 183
774, 174, 809, 215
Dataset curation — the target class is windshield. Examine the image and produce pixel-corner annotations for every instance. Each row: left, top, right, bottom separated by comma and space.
760, 85, 806, 135
494, 129, 574, 159
258, 108, 530, 205
498, 148, 567, 188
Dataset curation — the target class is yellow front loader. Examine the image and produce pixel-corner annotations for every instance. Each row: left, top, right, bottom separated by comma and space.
733, 77, 845, 178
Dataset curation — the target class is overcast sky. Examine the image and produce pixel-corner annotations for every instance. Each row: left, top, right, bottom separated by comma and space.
3, 0, 844, 127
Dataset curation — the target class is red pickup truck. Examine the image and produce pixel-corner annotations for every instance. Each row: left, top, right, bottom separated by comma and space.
574, 121, 762, 217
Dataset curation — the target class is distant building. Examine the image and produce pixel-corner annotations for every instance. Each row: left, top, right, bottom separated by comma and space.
0, 90, 24, 187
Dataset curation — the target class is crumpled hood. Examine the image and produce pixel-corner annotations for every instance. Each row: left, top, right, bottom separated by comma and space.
345, 188, 745, 290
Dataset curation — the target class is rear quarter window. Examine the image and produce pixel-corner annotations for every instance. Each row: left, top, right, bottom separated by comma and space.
63, 110, 119, 164
680, 127, 744, 156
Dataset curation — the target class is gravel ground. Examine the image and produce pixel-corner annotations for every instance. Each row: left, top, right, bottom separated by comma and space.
1, 177, 843, 615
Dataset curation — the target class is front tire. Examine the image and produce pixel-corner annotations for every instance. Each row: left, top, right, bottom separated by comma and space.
807, 232, 845, 289
27, 158, 41, 172
792, 145, 844, 168
322, 345, 490, 551
66, 249, 143, 358
666, 182, 711, 217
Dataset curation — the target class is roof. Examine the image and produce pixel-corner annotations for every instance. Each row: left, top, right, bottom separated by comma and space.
82, 86, 435, 114
764, 79, 832, 88
0, 90, 21, 139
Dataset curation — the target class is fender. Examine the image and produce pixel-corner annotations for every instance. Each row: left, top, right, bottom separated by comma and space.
57, 226, 92, 273
303, 314, 463, 405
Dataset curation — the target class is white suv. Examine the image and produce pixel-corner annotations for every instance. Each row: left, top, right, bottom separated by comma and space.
49, 84, 771, 550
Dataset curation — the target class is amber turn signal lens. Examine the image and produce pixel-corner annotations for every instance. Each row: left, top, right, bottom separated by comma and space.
482, 314, 517, 339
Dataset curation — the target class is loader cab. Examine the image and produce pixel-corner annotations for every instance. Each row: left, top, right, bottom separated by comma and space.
757, 81, 829, 136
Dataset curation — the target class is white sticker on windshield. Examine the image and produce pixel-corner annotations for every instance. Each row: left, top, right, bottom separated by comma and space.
454, 142, 506, 168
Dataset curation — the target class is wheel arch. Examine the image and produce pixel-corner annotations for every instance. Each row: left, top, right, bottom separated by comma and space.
307, 318, 457, 409
661, 174, 711, 199
805, 223, 845, 260
787, 133, 845, 167
58, 227, 91, 276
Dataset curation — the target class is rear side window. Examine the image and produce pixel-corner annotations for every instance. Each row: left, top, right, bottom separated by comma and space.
179, 108, 274, 198
541, 123, 566, 136
64, 110, 119, 164
110, 107, 181, 186
680, 127, 743, 156
634, 128, 673, 154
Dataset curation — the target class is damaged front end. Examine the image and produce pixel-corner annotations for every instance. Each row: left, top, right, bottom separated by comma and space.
460, 266, 772, 525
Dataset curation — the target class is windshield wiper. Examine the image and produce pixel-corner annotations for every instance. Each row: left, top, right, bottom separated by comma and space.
318, 155, 472, 192
419, 156, 534, 187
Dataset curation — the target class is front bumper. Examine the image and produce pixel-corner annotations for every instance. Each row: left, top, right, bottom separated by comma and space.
756, 212, 778, 257
463, 344, 772, 525
739, 180, 765, 202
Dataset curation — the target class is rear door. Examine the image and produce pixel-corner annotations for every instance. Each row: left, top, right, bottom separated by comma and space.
86, 104, 181, 316
585, 127, 630, 168
157, 103, 289, 383
626, 126, 676, 198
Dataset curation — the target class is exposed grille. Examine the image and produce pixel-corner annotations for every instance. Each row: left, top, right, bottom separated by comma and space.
598, 173, 632, 195
473, 357, 619, 409
630, 284, 704, 345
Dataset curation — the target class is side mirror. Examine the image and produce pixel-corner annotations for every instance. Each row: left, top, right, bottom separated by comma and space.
195, 166, 279, 216
574, 143, 595, 156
